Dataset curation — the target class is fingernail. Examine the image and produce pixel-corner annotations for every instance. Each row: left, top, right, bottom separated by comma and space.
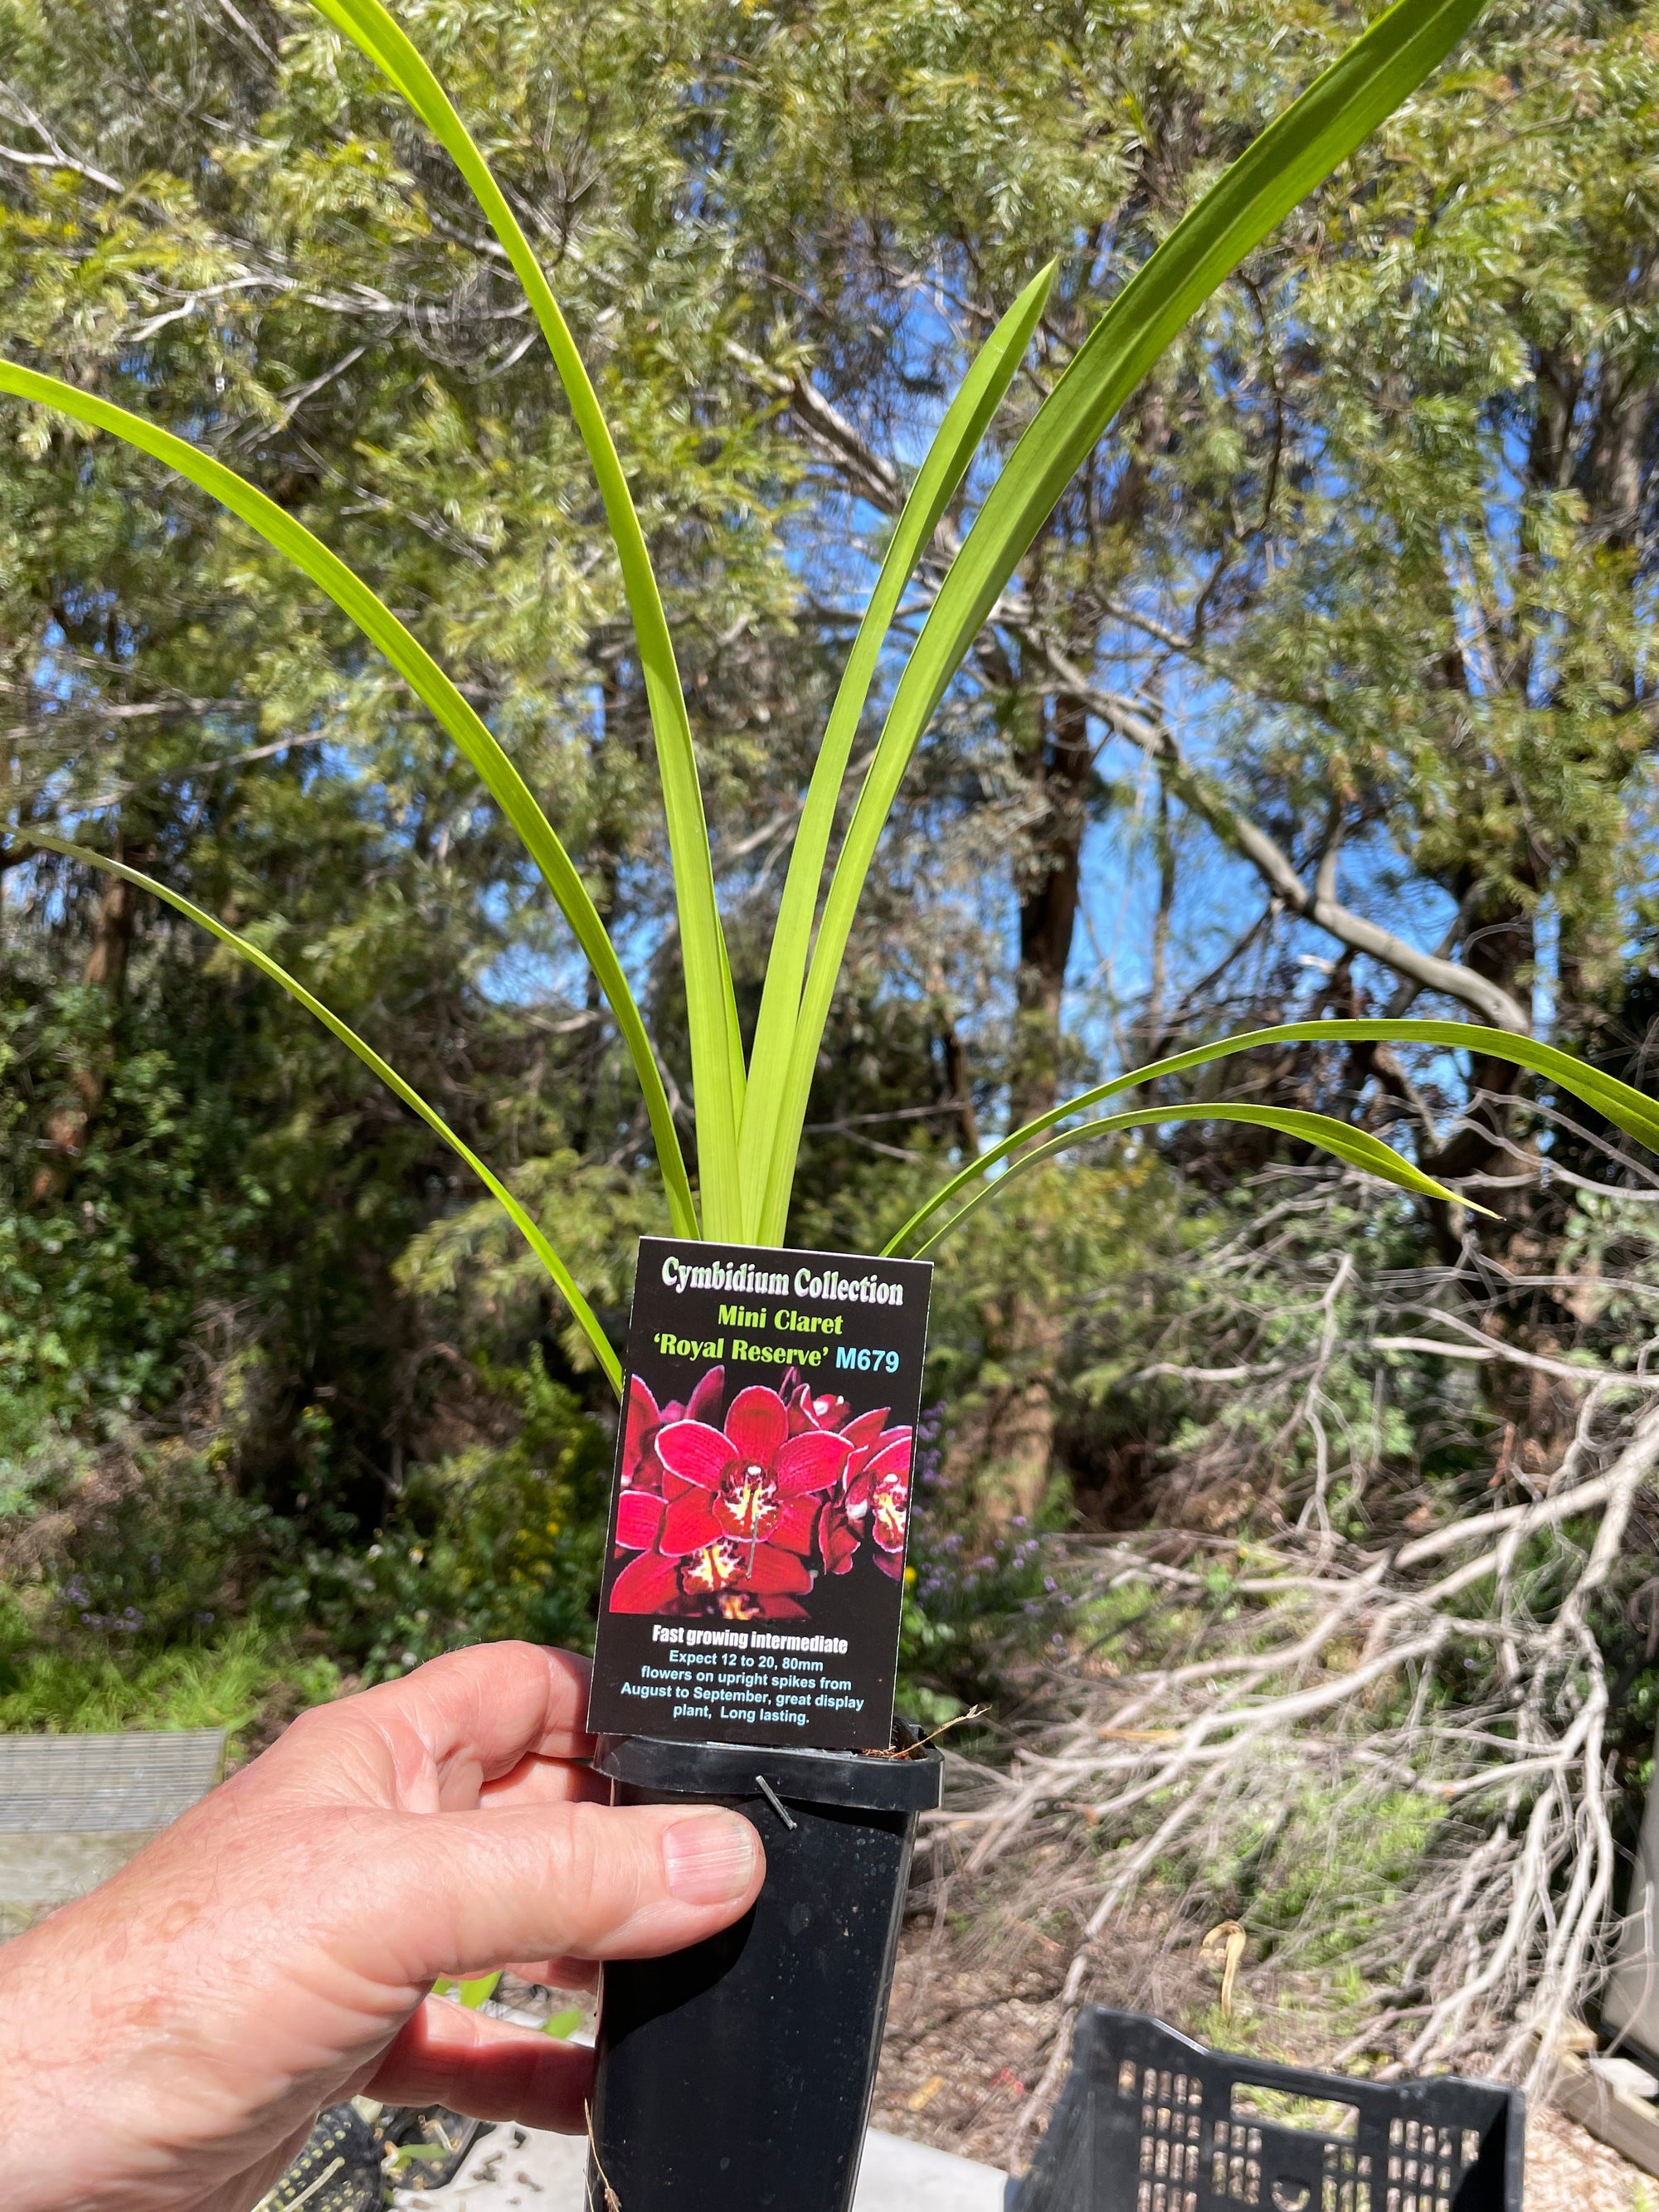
662, 1811, 761, 1905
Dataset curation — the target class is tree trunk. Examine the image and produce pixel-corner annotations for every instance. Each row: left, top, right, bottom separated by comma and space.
1010, 688, 1092, 1130
944, 1287, 1066, 1532
958, 687, 1094, 1528
934, 1010, 979, 1157
1428, 878, 1537, 1191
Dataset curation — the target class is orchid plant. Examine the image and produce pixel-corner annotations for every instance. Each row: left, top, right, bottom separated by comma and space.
8, 0, 1659, 1403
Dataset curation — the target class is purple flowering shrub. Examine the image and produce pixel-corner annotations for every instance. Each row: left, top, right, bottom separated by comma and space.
895, 1406, 1070, 1728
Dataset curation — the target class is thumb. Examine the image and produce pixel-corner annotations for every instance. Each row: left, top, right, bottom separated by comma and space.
338, 1799, 764, 1990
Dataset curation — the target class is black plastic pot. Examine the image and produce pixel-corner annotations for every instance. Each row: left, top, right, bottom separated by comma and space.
587, 1729, 943, 2212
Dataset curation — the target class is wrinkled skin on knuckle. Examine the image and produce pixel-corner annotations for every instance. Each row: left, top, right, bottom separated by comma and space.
260, 1704, 398, 1809
547, 1799, 623, 1952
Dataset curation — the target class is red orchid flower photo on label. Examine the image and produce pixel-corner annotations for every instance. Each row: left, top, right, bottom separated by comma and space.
608, 1370, 912, 1619
587, 1237, 932, 1751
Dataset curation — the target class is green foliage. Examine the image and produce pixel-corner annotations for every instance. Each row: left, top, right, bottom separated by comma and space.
0, 981, 266, 1465
260, 1352, 611, 1677
43, 1448, 272, 1648
0, 0, 805, 1683
0, 1620, 338, 1744
28, 834, 622, 1383
1241, 1786, 1445, 1966
898, 1510, 1067, 1731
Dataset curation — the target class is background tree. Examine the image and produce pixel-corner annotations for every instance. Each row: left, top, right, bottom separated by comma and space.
659, 0, 1654, 1509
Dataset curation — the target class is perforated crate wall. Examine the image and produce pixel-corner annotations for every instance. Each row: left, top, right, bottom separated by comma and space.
1009, 2010, 1522, 2212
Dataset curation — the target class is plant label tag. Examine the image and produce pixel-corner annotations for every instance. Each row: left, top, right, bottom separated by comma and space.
586, 1237, 933, 1751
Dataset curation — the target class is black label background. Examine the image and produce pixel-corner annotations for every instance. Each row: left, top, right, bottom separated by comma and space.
586, 1237, 932, 1750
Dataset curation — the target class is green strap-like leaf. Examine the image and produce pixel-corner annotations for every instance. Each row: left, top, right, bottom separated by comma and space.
913, 1099, 1486, 1255
885, 1017, 1659, 1256
0, 359, 698, 1242
740, 263, 1055, 1241
308, 0, 742, 1235
26, 837, 620, 1393
766, 0, 1487, 1241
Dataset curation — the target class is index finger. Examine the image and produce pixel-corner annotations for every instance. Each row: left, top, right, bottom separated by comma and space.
280, 1644, 595, 1810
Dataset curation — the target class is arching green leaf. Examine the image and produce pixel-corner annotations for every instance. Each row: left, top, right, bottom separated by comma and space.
886, 1017, 1659, 1256
913, 1100, 1487, 1257
307, 0, 743, 1233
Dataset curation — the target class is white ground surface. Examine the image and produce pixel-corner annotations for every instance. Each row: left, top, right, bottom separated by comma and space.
401, 2123, 1009, 2212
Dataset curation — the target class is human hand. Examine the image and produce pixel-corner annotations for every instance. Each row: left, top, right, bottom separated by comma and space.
0, 1641, 764, 2212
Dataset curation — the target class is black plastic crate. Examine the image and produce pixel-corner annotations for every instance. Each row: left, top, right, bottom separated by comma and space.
1008, 2009, 1523, 2212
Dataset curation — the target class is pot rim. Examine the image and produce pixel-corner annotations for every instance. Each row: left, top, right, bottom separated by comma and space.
594, 1725, 944, 1812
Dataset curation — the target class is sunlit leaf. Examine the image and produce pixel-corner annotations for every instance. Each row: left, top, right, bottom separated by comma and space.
887, 1018, 1659, 1255
912, 1100, 1489, 1257
308, 0, 743, 1232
